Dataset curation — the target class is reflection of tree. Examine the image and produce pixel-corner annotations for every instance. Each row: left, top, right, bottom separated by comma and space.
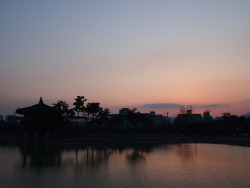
175, 144, 197, 162
124, 143, 163, 166
14, 141, 175, 171
18, 142, 114, 172
126, 147, 145, 165
76, 146, 113, 170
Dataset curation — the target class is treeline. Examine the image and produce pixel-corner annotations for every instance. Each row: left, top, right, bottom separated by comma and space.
0, 96, 250, 136
172, 113, 250, 135
0, 96, 110, 133
52, 96, 110, 130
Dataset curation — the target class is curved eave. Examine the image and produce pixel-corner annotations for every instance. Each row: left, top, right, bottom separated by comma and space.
16, 104, 60, 116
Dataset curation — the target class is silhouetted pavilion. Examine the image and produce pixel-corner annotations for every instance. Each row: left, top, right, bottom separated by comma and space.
16, 97, 60, 130
16, 97, 59, 116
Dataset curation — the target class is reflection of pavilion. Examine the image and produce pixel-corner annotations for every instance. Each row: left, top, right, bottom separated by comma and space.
18, 142, 114, 171
16, 141, 167, 171
16, 98, 60, 130
20, 142, 63, 169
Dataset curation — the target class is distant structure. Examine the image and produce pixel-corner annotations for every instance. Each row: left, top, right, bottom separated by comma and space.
119, 108, 130, 115
0, 115, 3, 125
175, 109, 202, 124
111, 108, 169, 129
142, 111, 167, 126
5, 115, 23, 126
203, 111, 213, 122
150, 111, 156, 115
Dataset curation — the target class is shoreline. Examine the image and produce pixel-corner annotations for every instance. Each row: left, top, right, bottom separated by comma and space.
1, 134, 250, 147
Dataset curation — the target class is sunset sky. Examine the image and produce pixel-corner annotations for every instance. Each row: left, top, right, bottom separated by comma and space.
0, 0, 250, 117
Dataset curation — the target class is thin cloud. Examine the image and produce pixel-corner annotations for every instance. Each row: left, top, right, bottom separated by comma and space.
242, 99, 250, 103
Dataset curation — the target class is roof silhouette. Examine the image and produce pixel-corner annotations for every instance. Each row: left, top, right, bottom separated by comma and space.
16, 97, 59, 116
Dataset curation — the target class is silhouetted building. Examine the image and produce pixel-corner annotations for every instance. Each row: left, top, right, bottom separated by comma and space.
150, 111, 156, 115
15, 97, 60, 129
153, 114, 167, 126
119, 108, 130, 115
203, 111, 213, 122
175, 110, 202, 124
5, 115, 23, 126
16, 97, 59, 116
0, 115, 3, 125
111, 108, 168, 129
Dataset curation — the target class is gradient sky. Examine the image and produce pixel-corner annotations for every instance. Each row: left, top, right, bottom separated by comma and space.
0, 0, 250, 117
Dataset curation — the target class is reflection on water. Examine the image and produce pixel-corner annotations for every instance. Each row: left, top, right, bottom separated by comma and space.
20, 143, 62, 169
18, 141, 157, 171
0, 141, 250, 187
126, 148, 146, 164
176, 144, 198, 163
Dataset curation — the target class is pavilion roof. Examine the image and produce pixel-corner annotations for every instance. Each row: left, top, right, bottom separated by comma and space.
16, 97, 59, 116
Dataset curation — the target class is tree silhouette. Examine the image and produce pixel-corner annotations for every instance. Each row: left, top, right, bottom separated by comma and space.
73, 96, 87, 124
85, 102, 102, 122
99, 108, 110, 122
85, 102, 110, 129
179, 106, 186, 114
53, 100, 74, 117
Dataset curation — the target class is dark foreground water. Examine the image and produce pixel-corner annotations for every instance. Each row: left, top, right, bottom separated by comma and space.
0, 140, 250, 188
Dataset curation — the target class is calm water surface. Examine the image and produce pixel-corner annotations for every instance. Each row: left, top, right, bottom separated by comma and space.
0, 141, 250, 188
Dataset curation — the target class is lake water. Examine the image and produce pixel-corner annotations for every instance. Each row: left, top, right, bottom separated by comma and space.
0, 140, 250, 188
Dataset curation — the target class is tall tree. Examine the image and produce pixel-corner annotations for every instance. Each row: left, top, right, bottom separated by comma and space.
53, 100, 70, 116
99, 108, 110, 122
73, 96, 87, 124
85, 102, 110, 128
85, 102, 102, 121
